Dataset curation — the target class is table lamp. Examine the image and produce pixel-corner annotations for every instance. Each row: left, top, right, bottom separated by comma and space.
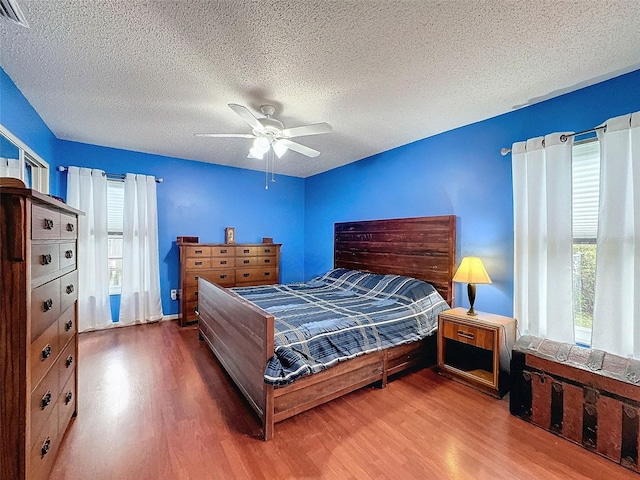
452, 257, 492, 316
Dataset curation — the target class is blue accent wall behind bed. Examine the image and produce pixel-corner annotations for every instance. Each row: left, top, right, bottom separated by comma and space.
304, 68, 640, 316
3, 65, 640, 319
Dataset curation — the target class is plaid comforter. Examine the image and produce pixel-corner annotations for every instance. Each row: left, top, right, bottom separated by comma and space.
232, 268, 449, 386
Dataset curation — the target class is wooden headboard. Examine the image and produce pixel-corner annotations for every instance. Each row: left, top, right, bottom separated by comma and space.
334, 215, 457, 306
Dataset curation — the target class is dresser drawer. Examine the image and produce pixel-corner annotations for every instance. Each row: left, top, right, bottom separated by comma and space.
237, 256, 258, 267
59, 338, 76, 389
186, 300, 198, 322
58, 372, 76, 434
30, 319, 60, 391
31, 278, 61, 342
211, 257, 235, 268
235, 268, 276, 284
441, 318, 494, 350
59, 270, 78, 313
258, 245, 277, 256
60, 213, 78, 240
258, 256, 276, 266
31, 244, 60, 285
30, 359, 60, 442
186, 257, 212, 269
58, 307, 76, 349
29, 408, 60, 480
211, 246, 234, 257
32, 205, 61, 240
235, 246, 259, 257
185, 246, 211, 258
198, 270, 235, 287
58, 242, 76, 270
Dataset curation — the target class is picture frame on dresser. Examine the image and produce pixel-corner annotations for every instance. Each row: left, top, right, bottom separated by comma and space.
224, 227, 235, 244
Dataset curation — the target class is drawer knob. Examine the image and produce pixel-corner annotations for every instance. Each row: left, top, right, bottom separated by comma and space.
65, 319, 73, 331
41, 438, 51, 457
65, 249, 74, 259
43, 298, 53, 311
221, 260, 227, 265
195, 249, 203, 254
264, 272, 271, 276
66, 223, 75, 232
243, 273, 250, 278
66, 355, 74, 368
66, 284, 75, 294
44, 218, 54, 230
243, 260, 250, 264
194, 291, 198, 297
65, 391, 73, 405
220, 249, 227, 254
41, 391, 52, 409
220, 274, 227, 279
457, 330, 475, 340
41, 344, 52, 360
264, 259, 271, 264
264, 249, 271, 253
195, 261, 203, 266
41, 254, 52, 265
243, 249, 250, 253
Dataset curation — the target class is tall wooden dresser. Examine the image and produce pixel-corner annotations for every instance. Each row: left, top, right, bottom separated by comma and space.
1, 188, 81, 480
177, 238, 281, 326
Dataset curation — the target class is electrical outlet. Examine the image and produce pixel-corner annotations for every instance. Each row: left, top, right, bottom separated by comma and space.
170, 289, 177, 301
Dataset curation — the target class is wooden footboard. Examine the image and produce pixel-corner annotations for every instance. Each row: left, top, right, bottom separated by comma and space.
197, 277, 275, 439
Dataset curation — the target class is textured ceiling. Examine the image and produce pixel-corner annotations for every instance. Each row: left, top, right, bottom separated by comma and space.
1, 1, 640, 178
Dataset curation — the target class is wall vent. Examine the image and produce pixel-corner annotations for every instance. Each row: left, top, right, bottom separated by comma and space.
0, 0, 28, 28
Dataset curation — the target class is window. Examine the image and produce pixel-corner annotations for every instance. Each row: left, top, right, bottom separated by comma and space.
107, 179, 124, 294
0, 125, 49, 193
572, 139, 600, 346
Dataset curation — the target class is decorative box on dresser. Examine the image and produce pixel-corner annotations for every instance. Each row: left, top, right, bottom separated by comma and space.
1, 188, 81, 480
177, 237, 281, 326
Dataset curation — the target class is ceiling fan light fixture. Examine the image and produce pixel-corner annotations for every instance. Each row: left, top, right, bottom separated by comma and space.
253, 136, 270, 153
248, 147, 264, 160
273, 141, 288, 158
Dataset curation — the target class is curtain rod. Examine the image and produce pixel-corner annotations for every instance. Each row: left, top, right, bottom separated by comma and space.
57, 166, 163, 183
500, 125, 606, 156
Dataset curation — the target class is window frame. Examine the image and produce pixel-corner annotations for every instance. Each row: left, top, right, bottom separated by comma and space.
0, 123, 50, 193
107, 178, 125, 295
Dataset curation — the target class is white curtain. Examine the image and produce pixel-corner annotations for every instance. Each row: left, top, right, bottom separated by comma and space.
592, 112, 640, 357
119, 173, 163, 325
512, 133, 575, 343
66, 167, 112, 332
0, 157, 21, 178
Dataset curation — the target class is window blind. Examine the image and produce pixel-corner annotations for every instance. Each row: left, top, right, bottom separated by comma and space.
107, 179, 124, 234
572, 140, 600, 241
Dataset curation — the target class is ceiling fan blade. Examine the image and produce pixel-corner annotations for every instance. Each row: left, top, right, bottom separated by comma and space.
282, 122, 332, 138
228, 103, 263, 131
277, 139, 320, 158
193, 133, 255, 138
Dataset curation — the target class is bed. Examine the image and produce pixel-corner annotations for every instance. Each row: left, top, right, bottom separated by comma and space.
197, 215, 457, 440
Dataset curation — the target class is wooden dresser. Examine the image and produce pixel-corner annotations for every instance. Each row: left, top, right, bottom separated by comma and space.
1, 188, 81, 480
177, 239, 281, 326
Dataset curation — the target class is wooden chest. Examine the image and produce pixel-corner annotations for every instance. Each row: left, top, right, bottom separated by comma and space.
177, 239, 281, 326
1, 187, 81, 480
510, 335, 640, 473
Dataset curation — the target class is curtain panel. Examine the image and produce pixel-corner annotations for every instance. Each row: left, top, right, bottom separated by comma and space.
512, 133, 575, 343
66, 166, 112, 332
592, 111, 640, 357
119, 173, 163, 325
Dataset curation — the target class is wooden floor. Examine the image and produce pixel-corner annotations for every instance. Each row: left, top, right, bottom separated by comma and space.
49, 321, 637, 480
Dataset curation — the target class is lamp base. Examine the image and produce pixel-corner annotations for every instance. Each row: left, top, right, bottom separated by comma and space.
466, 283, 477, 316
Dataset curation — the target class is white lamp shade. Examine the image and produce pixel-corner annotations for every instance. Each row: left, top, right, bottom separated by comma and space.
452, 257, 492, 284
273, 141, 288, 158
253, 136, 270, 153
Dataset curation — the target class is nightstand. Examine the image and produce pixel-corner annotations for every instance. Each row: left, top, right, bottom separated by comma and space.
437, 307, 516, 398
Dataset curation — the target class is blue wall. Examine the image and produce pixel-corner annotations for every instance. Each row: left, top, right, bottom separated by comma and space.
305, 69, 640, 316
4, 65, 640, 319
1, 67, 305, 319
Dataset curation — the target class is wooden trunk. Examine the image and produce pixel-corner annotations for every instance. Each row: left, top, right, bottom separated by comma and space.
510, 335, 640, 473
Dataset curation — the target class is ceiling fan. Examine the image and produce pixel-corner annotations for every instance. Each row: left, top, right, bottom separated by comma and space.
195, 104, 332, 159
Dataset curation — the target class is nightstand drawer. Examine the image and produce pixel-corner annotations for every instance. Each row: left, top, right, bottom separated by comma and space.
441, 319, 494, 350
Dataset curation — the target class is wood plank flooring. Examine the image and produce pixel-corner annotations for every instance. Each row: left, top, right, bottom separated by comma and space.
50, 321, 637, 480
